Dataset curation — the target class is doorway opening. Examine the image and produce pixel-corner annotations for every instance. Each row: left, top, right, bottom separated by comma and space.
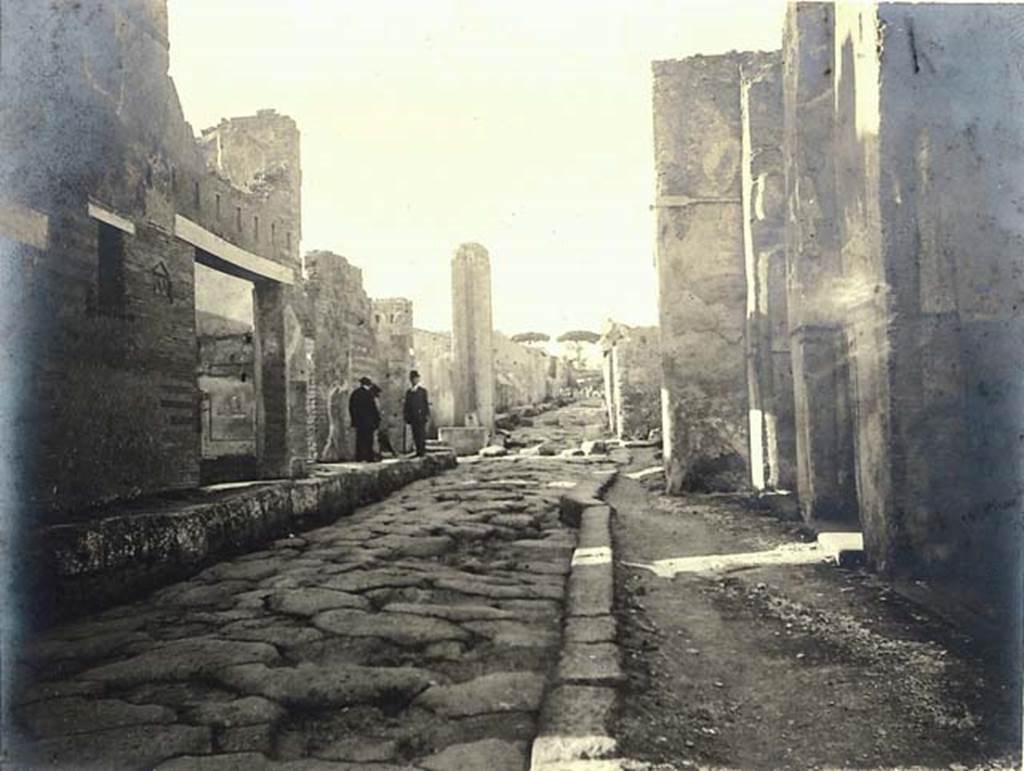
194, 258, 258, 484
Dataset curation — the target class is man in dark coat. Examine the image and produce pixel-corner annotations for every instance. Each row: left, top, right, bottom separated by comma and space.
349, 376, 380, 462
403, 370, 430, 457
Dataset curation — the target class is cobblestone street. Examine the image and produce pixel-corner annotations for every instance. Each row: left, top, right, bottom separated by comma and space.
9, 414, 615, 770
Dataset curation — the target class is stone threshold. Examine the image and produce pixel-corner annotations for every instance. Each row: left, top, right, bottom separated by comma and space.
28, 451, 457, 626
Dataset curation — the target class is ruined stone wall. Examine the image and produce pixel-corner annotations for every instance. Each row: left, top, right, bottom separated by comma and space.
411, 329, 456, 439
833, 5, 1024, 594
492, 332, 550, 413
451, 243, 495, 430
304, 251, 379, 462
601, 322, 661, 441
0, 0, 307, 513
372, 298, 414, 447
653, 53, 774, 492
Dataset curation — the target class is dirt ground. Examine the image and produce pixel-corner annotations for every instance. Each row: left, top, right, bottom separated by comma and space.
611, 452, 1021, 771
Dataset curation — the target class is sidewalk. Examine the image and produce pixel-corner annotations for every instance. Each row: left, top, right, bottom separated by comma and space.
609, 470, 1021, 770
28, 452, 457, 626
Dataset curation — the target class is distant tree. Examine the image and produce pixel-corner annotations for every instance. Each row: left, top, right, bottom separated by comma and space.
556, 330, 601, 345
557, 330, 601, 369
511, 332, 551, 345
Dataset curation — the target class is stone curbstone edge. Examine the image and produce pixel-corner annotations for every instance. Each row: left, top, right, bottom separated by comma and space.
532, 471, 623, 771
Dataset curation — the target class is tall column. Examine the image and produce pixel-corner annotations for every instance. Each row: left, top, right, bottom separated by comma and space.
653, 53, 767, 493
451, 242, 495, 431
741, 54, 796, 492
783, 2, 859, 521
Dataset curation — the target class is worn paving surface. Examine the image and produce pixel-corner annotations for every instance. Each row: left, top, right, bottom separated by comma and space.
8, 448, 615, 770
611, 455, 1022, 771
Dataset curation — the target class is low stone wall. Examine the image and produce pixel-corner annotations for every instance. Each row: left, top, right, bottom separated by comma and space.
28, 452, 457, 626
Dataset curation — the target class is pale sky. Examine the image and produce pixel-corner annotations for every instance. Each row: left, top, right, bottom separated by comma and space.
169, 0, 785, 336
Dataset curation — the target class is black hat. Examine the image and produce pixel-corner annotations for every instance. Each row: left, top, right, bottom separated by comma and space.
409, 370, 421, 379
359, 376, 373, 386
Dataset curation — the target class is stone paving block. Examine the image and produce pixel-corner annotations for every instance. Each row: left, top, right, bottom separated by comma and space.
17, 696, 175, 738
24, 723, 211, 770
567, 562, 614, 618
77, 637, 280, 685
185, 696, 285, 728
317, 736, 400, 762
215, 662, 441, 708
557, 642, 623, 685
419, 738, 527, 771
219, 722, 274, 754
414, 671, 546, 717
312, 608, 469, 646
267, 587, 370, 615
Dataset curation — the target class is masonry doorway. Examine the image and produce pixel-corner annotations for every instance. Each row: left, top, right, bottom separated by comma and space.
194, 258, 259, 483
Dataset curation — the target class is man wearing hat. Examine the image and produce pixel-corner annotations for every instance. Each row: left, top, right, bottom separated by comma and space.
403, 370, 430, 457
348, 376, 380, 462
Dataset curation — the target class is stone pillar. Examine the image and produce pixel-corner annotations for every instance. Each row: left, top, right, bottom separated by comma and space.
372, 297, 414, 446
253, 281, 290, 477
451, 242, 495, 431
653, 53, 770, 493
834, 3, 1024, 612
783, 2, 859, 521
741, 54, 796, 491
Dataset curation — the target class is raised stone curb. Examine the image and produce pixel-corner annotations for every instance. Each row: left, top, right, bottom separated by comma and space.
558, 472, 617, 528
33, 452, 457, 624
532, 471, 622, 770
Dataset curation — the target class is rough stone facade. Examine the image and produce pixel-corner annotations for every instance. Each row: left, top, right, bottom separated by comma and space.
372, 297, 414, 450
412, 328, 562, 440
600, 322, 661, 441
786, 3, 1024, 600
493, 332, 551, 412
411, 329, 456, 438
650, 2, 1024, 615
653, 52, 780, 493
0, 0, 306, 517
450, 242, 495, 430
303, 251, 379, 463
